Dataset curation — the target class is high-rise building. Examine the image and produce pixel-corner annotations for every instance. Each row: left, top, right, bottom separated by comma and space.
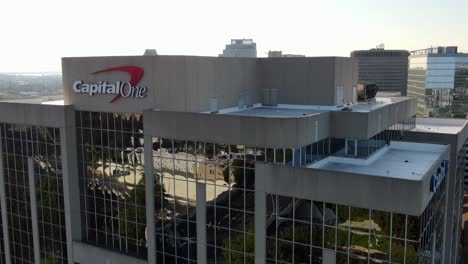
351, 48, 410, 96
220, 39, 257, 58
402, 118, 468, 264
408, 46, 468, 190
0, 55, 465, 264
268, 51, 305, 58
408, 46, 468, 118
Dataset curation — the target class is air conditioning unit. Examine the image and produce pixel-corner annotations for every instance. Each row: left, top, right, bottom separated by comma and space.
356, 83, 379, 102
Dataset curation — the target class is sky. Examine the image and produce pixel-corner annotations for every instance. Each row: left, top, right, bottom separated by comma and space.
1, 0, 467, 73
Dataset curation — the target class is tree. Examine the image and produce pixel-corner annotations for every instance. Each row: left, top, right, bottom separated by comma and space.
223, 224, 255, 264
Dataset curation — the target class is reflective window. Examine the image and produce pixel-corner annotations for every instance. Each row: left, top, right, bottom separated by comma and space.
264, 192, 444, 264
0, 123, 67, 263
77, 112, 146, 258
408, 59, 468, 118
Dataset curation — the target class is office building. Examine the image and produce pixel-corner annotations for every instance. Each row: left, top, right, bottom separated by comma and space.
268, 51, 283, 57
408, 46, 468, 118
268, 51, 305, 58
402, 118, 468, 264
220, 39, 257, 58
0, 55, 465, 264
408, 46, 468, 189
351, 48, 410, 96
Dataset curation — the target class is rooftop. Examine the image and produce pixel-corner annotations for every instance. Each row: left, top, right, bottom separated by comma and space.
308, 141, 446, 180
221, 105, 325, 118
344, 97, 410, 112
412, 118, 468, 134
216, 96, 412, 118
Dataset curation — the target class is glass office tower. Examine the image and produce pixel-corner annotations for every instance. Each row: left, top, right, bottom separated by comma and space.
0, 54, 465, 264
408, 46, 468, 118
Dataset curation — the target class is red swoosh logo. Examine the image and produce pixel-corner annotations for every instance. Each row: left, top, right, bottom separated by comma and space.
92, 66, 144, 103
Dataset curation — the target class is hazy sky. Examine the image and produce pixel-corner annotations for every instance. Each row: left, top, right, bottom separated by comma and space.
1, 0, 467, 72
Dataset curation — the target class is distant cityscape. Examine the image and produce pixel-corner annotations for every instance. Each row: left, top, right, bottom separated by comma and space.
0, 72, 62, 100
2, 40, 467, 122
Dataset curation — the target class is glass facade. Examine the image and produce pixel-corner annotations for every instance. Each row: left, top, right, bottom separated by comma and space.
0, 124, 67, 263
266, 183, 445, 264
0, 110, 448, 264
34, 127, 67, 264
151, 138, 334, 263
76, 112, 147, 258
408, 56, 468, 118
150, 121, 419, 263
153, 138, 198, 263
153, 140, 258, 263
451, 140, 466, 264
0, 203, 5, 264
330, 117, 416, 158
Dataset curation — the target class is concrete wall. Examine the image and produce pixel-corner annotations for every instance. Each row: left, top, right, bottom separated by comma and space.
143, 110, 330, 148
366, 97, 417, 137
0, 102, 72, 127
334, 57, 358, 105
257, 57, 356, 106
256, 143, 449, 216
62, 56, 258, 114
144, 97, 417, 147
330, 97, 417, 139
63, 56, 358, 114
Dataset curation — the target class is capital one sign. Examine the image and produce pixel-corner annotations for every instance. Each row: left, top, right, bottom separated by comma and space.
430, 160, 448, 193
72, 66, 147, 103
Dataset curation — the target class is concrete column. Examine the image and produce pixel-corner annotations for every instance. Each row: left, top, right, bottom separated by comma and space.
255, 168, 266, 264
441, 144, 457, 264
0, 140, 11, 264
196, 182, 206, 263
143, 134, 156, 264
60, 109, 82, 264
27, 158, 40, 264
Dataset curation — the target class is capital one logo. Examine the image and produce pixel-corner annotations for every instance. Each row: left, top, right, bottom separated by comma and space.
430, 160, 448, 193
72, 66, 147, 103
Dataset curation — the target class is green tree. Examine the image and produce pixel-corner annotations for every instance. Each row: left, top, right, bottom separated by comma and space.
118, 171, 166, 246
223, 225, 255, 264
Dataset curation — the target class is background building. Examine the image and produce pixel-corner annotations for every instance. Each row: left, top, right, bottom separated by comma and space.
268, 51, 305, 58
220, 39, 257, 58
0, 55, 464, 264
407, 46, 468, 118
351, 47, 410, 96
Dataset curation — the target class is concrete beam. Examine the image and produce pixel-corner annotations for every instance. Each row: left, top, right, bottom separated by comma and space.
60, 114, 82, 263
73, 242, 148, 264
196, 182, 207, 263
143, 134, 156, 264
27, 158, 40, 264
